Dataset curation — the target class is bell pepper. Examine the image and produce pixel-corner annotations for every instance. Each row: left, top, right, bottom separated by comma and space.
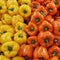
48, 46, 60, 58
46, 2, 57, 15
20, 0, 31, 5
12, 15, 24, 27
1, 14, 12, 25
18, 44, 33, 59
52, 0, 60, 8
33, 46, 49, 59
39, 21, 53, 32
14, 31, 27, 44
38, 31, 54, 48
30, 1, 40, 11
0, 21, 3, 26
53, 36, 60, 46
31, 11, 44, 25
27, 36, 38, 47
12, 56, 25, 60
36, 6, 47, 17
0, 25, 14, 35
0, 32, 13, 44
36, 0, 44, 3
1, 41, 20, 57
45, 15, 54, 24
8, 5, 18, 16
0, 0, 7, 14
25, 22, 38, 36
15, 22, 26, 32
49, 56, 59, 60
0, 55, 10, 60
19, 4, 31, 18
53, 20, 60, 36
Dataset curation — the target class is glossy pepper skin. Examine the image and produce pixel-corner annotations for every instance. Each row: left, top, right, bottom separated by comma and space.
48, 46, 60, 58
53, 36, 60, 46
27, 36, 38, 48
36, 6, 47, 17
33, 46, 49, 59
30, 1, 40, 12
46, 2, 57, 15
45, 15, 54, 24
39, 21, 53, 32
14, 31, 27, 44
19, 4, 31, 18
31, 11, 44, 25
1, 41, 20, 57
38, 31, 54, 48
53, 20, 60, 36
18, 44, 33, 59
49, 56, 59, 60
25, 22, 38, 36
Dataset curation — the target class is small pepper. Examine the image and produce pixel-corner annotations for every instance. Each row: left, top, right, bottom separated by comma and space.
18, 44, 33, 58
38, 31, 54, 48
25, 22, 38, 36
27, 36, 38, 47
48, 46, 60, 58
31, 11, 44, 25
30, 1, 40, 11
39, 21, 53, 32
46, 2, 57, 15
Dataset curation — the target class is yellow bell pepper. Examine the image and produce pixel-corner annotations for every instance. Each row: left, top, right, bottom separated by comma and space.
14, 31, 27, 44
0, 32, 13, 44
0, 55, 10, 60
12, 56, 25, 60
1, 14, 12, 25
21, 0, 31, 5
0, 25, 14, 35
0, 0, 7, 14
8, 5, 18, 16
12, 15, 24, 27
1, 41, 20, 57
15, 22, 26, 32
19, 4, 31, 18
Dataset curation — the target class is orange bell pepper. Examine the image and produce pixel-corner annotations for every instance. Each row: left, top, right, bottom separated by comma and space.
25, 22, 38, 36
39, 21, 53, 32
38, 31, 54, 48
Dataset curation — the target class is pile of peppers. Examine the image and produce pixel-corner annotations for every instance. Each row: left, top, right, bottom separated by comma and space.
0, 0, 60, 60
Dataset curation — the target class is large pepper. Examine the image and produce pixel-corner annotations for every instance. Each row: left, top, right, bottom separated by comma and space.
53, 35, 60, 46
14, 31, 27, 44
0, 55, 10, 60
36, 6, 47, 17
19, 4, 31, 18
31, 11, 44, 25
12, 15, 24, 27
18, 44, 33, 59
27, 36, 38, 48
12, 56, 25, 60
33, 46, 49, 59
0, 32, 13, 44
39, 21, 53, 32
30, 1, 40, 11
46, 2, 57, 15
38, 31, 54, 48
53, 20, 60, 36
1, 41, 20, 57
1, 14, 12, 25
25, 22, 38, 36
48, 46, 60, 58
8, 5, 18, 16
